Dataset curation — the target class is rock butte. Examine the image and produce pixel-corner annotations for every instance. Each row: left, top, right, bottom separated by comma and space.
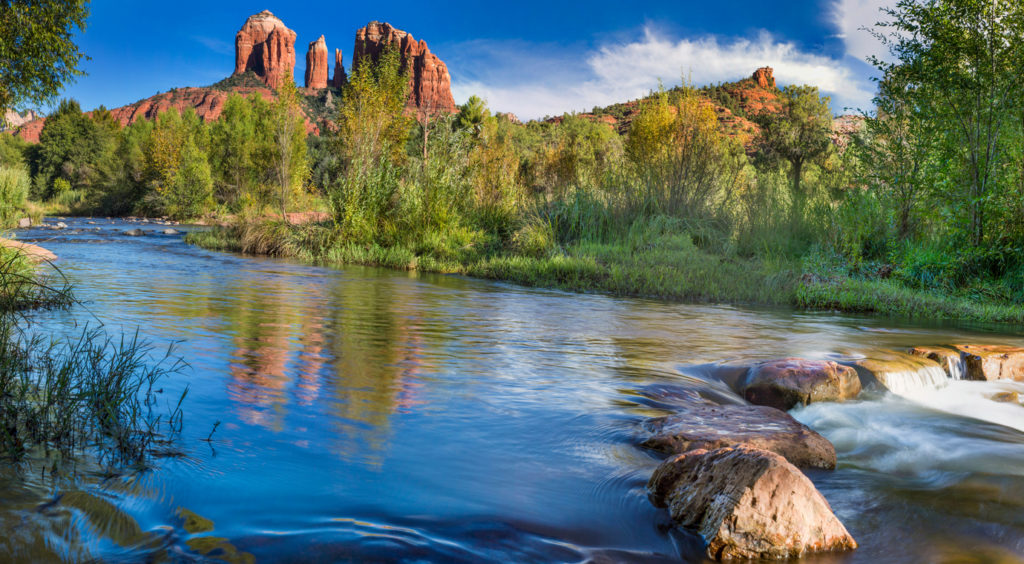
649, 445, 857, 560
354, 21, 457, 115
234, 10, 297, 89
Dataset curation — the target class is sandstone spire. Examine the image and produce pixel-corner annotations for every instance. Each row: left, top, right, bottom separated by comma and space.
331, 49, 348, 89
305, 35, 329, 89
234, 10, 297, 89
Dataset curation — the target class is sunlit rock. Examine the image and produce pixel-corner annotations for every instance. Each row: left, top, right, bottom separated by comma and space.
737, 358, 861, 410
648, 445, 857, 560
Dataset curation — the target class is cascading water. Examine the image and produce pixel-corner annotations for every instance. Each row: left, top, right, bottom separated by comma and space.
873, 363, 951, 397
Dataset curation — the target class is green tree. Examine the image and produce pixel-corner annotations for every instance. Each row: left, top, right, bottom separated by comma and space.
874, 0, 1024, 247
755, 85, 834, 220
0, 0, 89, 117
271, 78, 308, 222
31, 98, 115, 197
456, 95, 490, 133
166, 140, 213, 219
331, 47, 412, 236
209, 93, 258, 205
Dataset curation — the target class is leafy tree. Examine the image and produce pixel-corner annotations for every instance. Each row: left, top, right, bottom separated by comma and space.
31, 99, 114, 197
0, 0, 89, 116
271, 78, 308, 222
755, 85, 834, 220
166, 140, 213, 219
873, 0, 1024, 247
331, 47, 412, 235
209, 93, 257, 204
456, 95, 490, 133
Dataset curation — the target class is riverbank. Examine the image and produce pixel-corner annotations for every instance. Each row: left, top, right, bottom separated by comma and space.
186, 220, 1024, 325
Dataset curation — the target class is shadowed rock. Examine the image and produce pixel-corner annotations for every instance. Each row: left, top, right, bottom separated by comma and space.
648, 445, 857, 560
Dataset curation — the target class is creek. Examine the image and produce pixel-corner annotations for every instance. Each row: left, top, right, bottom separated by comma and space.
6, 217, 1024, 562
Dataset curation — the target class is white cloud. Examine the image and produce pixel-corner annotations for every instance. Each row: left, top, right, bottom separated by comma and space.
832, 0, 894, 63
449, 28, 875, 120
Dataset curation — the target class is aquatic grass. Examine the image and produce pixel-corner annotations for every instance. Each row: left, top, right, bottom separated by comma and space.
0, 253, 188, 468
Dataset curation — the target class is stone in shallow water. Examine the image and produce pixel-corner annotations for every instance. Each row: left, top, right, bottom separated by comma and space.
648, 445, 857, 561
123, 229, 145, 237
952, 345, 1024, 382
641, 403, 836, 469
737, 358, 861, 410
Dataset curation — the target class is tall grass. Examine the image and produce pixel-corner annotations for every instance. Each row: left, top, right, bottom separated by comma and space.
0, 252, 188, 468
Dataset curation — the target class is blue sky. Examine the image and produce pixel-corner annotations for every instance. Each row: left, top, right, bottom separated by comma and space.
50, 0, 892, 119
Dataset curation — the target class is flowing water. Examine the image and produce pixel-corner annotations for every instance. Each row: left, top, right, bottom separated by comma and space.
5, 217, 1024, 563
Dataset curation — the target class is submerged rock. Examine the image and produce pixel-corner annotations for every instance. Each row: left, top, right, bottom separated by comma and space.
737, 358, 861, 410
990, 391, 1021, 403
648, 445, 857, 561
641, 403, 836, 469
952, 345, 1024, 382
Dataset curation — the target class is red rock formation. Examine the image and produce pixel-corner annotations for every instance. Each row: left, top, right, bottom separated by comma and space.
353, 21, 456, 115
305, 35, 329, 89
234, 10, 297, 89
331, 49, 347, 89
753, 66, 776, 89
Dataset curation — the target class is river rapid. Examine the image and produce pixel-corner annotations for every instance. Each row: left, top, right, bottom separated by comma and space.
5, 217, 1024, 563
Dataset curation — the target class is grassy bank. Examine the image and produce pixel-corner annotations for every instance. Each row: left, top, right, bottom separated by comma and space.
187, 220, 1024, 326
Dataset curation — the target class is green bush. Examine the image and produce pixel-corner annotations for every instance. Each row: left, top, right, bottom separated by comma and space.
0, 167, 28, 227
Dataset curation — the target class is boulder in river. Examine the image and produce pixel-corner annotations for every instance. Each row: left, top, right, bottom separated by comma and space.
53, 222, 67, 230
123, 229, 146, 237
648, 445, 857, 560
641, 403, 836, 469
162, 229, 180, 235
17, 218, 30, 228
952, 345, 1024, 382
737, 358, 861, 410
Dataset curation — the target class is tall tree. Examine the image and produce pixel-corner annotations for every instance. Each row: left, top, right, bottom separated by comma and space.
0, 0, 89, 117
271, 78, 308, 222
873, 0, 1024, 247
755, 85, 834, 220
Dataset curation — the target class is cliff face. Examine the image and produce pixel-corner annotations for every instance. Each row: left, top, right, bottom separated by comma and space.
353, 21, 457, 115
234, 11, 297, 89
305, 36, 329, 89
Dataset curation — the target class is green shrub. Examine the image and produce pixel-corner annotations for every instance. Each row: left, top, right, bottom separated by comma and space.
0, 167, 28, 226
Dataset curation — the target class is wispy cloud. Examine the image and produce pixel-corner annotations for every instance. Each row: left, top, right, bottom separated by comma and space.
832, 0, 894, 64
194, 36, 234, 56
449, 28, 875, 120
